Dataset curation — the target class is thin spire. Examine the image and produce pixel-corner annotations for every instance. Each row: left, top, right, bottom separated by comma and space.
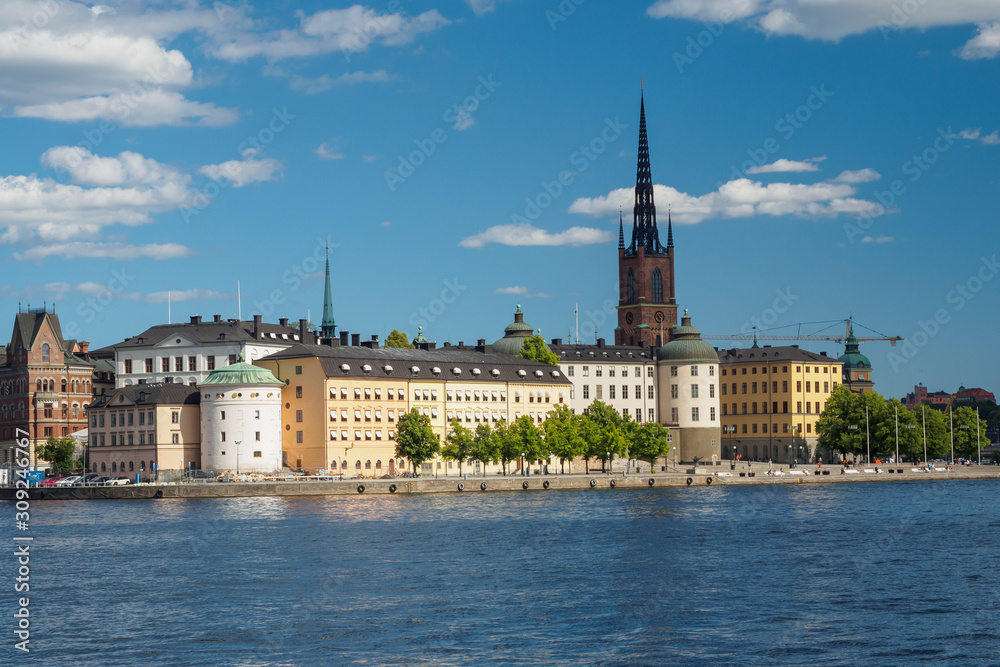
321, 240, 336, 338
667, 208, 674, 249
618, 208, 624, 249
626, 87, 664, 257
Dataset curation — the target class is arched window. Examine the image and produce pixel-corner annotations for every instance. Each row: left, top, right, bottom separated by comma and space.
627, 269, 636, 304
355, 460, 362, 470
101, 462, 106, 472
652, 268, 663, 303
150, 460, 155, 472
365, 460, 372, 469
41, 343, 50, 362
61, 379, 67, 392
141, 461, 146, 471
375, 460, 382, 469
129, 461, 134, 472
341, 460, 347, 469
36, 380, 42, 392
112, 462, 117, 472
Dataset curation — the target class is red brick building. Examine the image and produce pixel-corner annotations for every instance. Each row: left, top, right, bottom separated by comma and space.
0, 308, 95, 469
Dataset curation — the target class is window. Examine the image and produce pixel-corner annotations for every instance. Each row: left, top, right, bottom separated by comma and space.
111, 414, 117, 427
595, 366, 603, 377
296, 431, 303, 443
742, 423, 747, 434
41, 343, 51, 362
722, 384, 727, 396
296, 410, 303, 422
762, 424, 767, 433
797, 401, 802, 413
824, 382, 829, 393
609, 385, 616, 400
295, 365, 302, 375
294, 386, 303, 398
171, 411, 179, 424
253, 451, 262, 457
752, 403, 758, 414
651, 268, 663, 303
145, 358, 153, 373
742, 383, 747, 394
783, 401, 788, 413
709, 366, 715, 377
671, 407, 678, 422
742, 403, 747, 415
568, 366, 574, 377
188, 356, 196, 371
583, 385, 589, 399
127, 413, 134, 426
752, 382, 757, 394
709, 384, 715, 398
648, 408, 655, 421
648, 385, 654, 399
692, 407, 699, 422
670, 366, 678, 377
161, 358, 169, 372
172, 433, 179, 444
609, 366, 616, 378
722, 404, 728, 415
124, 359, 133, 374
207, 356, 215, 371
596, 385, 602, 400
670, 384, 678, 399
772, 381, 778, 393
227, 354, 237, 365
175, 356, 183, 371
582, 366, 589, 377
752, 423, 757, 434
139, 412, 145, 425
99, 414, 105, 427
221, 432, 226, 442
691, 384, 699, 398
796, 381, 802, 392
627, 269, 636, 303
691, 365, 698, 377
220, 411, 226, 420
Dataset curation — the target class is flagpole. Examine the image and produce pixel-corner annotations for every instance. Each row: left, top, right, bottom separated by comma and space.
167, 291, 171, 324
238, 280, 242, 320
575, 303, 579, 345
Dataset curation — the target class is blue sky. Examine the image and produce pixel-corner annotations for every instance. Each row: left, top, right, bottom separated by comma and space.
1, 0, 998, 400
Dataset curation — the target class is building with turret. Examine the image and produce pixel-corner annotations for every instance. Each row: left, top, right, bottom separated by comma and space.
839, 325, 874, 393
616, 92, 677, 348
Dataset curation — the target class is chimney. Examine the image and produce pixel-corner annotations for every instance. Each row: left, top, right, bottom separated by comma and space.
551, 338, 562, 346
190, 315, 201, 324
339, 331, 349, 346
299, 319, 308, 340
253, 315, 262, 338
213, 314, 221, 323
371, 335, 379, 349
443, 342, 451, 348
325, 337, 337, 347
820, 351, 827, 357
279, 317, 288, 328
351, 333, 360, 347
458, 341, 464, 347
477, 339, 486, 346
597, 338, 605, 348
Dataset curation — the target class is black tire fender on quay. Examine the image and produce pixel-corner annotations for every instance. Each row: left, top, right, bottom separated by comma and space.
480, 482, 488, 491
457, 482, 465, 491
686, 477, 693, 486
543, 480, 550, 489
589, 479, 597, 488
357, 485, 365, 494
388, 484, 397, 493
648, 478, 655, 486
706, 477, 713, 485
610, 479, 617, 488
522, 481, 530, 490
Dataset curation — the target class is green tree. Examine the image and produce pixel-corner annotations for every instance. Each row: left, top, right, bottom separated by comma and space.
494, 420, 519, 475
471, 423, 500, 475
385, 329, 415, 349
510, 415, 545, 473
544, 404, 586, 473
583, 400, 629, 472
630, 422, 671, 472
39, 437, 77, 473
872, 398, 920, 462
442, 420, 474, 475
949, 406, 988, 460
817, 387, 866, 459
916, 406, 948, 461
394, 409, 440, 474
518, 334, 559, 366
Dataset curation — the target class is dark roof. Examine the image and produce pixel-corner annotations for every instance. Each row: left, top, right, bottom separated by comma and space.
717, 346, 842, 365
549, 343, 655, 362
90, 383, 200, 409
8, 312, 93, 367
115, 318, 308, 349
259, 344, 572, 385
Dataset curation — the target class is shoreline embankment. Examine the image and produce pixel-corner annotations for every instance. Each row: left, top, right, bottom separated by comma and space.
5, 466, 1000, 500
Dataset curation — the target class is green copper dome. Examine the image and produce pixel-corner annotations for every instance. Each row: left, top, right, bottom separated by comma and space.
838, 328, 871, 369
657, 310, 718, 364
199, 361, 284, 386
493, 305, 541, 356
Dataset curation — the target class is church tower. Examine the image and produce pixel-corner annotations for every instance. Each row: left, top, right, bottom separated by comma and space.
321, 242, 337, 339
615, 91, 677, 348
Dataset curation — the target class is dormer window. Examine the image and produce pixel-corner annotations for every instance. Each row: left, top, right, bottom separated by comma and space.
517, 370, 526, 377
491, 369, 500, 377
471, 368, 481, 376
362, 364, 372, 374
452, 367, 462, 376
534, 370, 543, 378
340, 364, 350, 373
383, 365, 393, 375
432, 367, 441, 375
410, 366, 420, 375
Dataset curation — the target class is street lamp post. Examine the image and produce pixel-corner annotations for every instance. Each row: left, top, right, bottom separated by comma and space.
950, 410, 955, 465
977, 407, 982, 466
894, 404, 899, 465
606, 451, 610, 474
235, 440, 242, 475
865, 405, 871, 466
788, 444, 793, 468
848, 423, 859, 465
922, 406, 928, 467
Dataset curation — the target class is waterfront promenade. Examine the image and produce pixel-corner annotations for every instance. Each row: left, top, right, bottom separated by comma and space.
7, 464, 1000, 500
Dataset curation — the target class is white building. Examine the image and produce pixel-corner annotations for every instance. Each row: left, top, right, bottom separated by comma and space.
550, 339, 659, 423
656, 311, 721, 464
108, 314, 313, 388
199, 362, 284, 474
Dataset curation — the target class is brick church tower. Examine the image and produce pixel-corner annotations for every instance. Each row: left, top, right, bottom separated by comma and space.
615, 92, 677, 348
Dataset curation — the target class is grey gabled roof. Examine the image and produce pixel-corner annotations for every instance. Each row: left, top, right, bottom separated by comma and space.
260, 344, 571, 386
114, 319, 306, 349
90, 383, 200, 409
549, 343, 655, 362
717, 346, 843, 365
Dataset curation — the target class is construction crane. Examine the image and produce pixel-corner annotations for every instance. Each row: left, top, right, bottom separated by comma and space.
704, 318, 904, 346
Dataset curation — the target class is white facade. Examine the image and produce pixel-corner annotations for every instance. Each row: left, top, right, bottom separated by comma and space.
553, 344, 658, 423
657, 361, 719, 428
199, 385, 283, 473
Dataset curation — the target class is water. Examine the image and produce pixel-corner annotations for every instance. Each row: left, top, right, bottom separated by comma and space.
7, 479, 1000, 666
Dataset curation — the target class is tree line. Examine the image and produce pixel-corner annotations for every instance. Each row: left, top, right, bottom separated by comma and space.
817, 386, 990, 462
394, 400, 670, 475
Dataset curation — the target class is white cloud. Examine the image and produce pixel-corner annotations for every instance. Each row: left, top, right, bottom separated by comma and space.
290, 69, 391, 94
959, 127, 1000, 145
834, 168, 881, 183
747, 158, 824, 174
569, 176, 884, 225
380, 221, 393, 227
459, 224, 613, 248
861, 235, 894, 244
41, 146, 187, 188
494, 286, 528, 295
198, 149, 283, 187
960, 22, 1000, 59
14, 242, 195, 262
144, 289, 233, 305
452, 108, 475, 131
12, 89, 239, 127
0, 280, 140, 301
316, 142, 346, 160
212, 7, 450, 61
362, 155, 380, 163
646, 1, 1000, 52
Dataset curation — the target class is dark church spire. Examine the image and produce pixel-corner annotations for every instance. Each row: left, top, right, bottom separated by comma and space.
667, 208, 674, 249
321, 241, 337, 338
626, 89, 666, 257
618, 209, 624, 249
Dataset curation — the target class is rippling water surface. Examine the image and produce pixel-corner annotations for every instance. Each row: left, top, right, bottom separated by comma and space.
8, 479, 1000, 666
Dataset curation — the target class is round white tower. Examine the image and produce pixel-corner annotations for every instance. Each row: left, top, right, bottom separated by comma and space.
198, 362, 284, 474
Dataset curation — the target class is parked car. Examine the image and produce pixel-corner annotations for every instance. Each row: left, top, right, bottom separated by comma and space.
108, 477, 131, 486
40, 476, 65, 487
80, 474, 102, 485
54, 476, 82, 486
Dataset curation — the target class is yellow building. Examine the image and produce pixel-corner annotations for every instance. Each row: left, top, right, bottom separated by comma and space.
257, 342, 572, 476
717, 346, 843, 464
87, 383, 201, 480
